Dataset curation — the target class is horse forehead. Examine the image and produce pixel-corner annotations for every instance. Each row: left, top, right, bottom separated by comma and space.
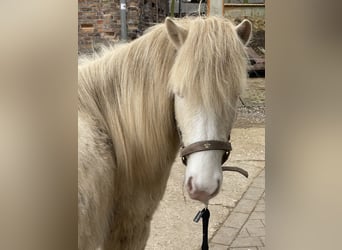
178, 104, 229, 130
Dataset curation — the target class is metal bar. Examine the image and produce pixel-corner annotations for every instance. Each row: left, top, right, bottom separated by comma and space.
156, 0, 159, 23
120, 0, 127, 41
170, 0, 175, 17
178, 0, 181, 17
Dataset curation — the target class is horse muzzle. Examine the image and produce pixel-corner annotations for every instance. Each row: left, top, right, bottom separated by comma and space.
186, 176, 221, 203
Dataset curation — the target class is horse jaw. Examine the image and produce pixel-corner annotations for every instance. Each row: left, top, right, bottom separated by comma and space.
175, 96, 228, 204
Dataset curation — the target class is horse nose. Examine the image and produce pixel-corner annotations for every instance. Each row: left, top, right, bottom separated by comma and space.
186, 177, 220, 203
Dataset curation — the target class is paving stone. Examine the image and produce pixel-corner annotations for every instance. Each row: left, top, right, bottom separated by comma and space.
230, 247, 258, 250
260, 237, 265, 245
261, 219, 266, 226
254, 203, 265, 212
211, 227, 239, 245
249, 211, 265, 220
246, 227, 265, 237
223, 212, 249, 229
258, 198, 265, 205
244, 219, 264, 228
210, 168, 265, 250
231, 236, 263, 247
208, 243, 228, 250
243, 187, 264, 201
238, 228, 250, 237
250, 176, 265, 188
234, 199, 257, 214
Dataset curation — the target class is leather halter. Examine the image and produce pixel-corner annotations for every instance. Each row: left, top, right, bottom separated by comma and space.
180, 139, 231, 166
177, 130, 248, 178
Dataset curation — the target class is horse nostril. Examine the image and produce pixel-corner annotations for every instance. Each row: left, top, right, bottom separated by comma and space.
187, 177, 193, 192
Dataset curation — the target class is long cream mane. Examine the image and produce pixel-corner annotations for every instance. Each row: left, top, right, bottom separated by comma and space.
79, 22, 179, 187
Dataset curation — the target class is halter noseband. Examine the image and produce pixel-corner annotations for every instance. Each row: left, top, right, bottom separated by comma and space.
180, 139, 231, 166
178, 130, 248, 178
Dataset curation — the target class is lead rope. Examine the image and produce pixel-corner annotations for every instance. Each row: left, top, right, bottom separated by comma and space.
201, 208, 210, 250
193, 207, 210, 250
193, 169, 248, 250
222, 166, 248, 178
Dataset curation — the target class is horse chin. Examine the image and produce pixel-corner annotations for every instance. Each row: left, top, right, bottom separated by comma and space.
188, 187, 220, 204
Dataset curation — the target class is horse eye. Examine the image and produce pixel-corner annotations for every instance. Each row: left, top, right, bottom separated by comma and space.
221, 151, 230, 164
182, 156, 187, 165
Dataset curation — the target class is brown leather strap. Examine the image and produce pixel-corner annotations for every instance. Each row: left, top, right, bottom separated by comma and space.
179, 139, 248, 178
180, 140, 232, 158
222, 166, 249, 178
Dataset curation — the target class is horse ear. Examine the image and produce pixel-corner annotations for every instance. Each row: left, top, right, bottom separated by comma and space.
235, 19, 252, 45
165, 17, 188, 49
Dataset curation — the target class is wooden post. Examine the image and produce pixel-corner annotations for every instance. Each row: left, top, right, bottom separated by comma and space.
207, 0, 224, 17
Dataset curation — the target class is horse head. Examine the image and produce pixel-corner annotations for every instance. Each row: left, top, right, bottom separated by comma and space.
166, 17, 252, 204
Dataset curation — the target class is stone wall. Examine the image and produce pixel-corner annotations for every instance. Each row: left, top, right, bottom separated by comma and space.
79, 0, 168, 54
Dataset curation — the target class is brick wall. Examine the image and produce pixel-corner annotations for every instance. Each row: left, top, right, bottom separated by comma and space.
79, 0, 169, 54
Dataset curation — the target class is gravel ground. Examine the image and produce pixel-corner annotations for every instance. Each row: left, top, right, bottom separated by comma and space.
235, 78, 265, 128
